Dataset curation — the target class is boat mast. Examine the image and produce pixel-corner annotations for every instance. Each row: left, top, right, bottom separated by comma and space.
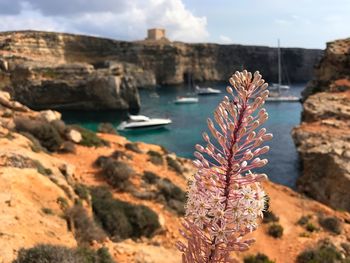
277, 39, 281, 91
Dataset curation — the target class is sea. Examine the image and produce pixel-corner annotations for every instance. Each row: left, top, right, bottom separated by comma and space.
61, 83, 304, 188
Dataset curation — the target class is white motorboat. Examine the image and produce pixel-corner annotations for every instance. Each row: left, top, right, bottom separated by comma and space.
195, 85, 222, 95
266, 95, 300, 102
117, 115, 172, 130
174, 96, 199, 104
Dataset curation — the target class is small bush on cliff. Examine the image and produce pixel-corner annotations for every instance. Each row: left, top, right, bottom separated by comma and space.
268, 223, 283, 238
244, 253, 275, 263
143, 171, 160, 184
97, 123, 117, 134
91, 187, 160, 241
70, 125, 109, 147
33, 160, 52, 176
319, 216, 342, 235
296, 240, 343, 263
59, 141, 76, 153
101, 160, 134, 190
20, 132, 46, 153
13, 244, 115, 263
65, 204, 106, 244
262, 210, 279, 224
157, 178, 186, 215
15, 118, 63, 152
125, 142, 142, 153
74, 184, 90, 203
297, 215, 312, 226
147, 150, 164, 165
166, 156, 183, 174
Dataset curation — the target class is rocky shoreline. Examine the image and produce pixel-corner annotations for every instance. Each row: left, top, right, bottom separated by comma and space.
292, 37, 350, 212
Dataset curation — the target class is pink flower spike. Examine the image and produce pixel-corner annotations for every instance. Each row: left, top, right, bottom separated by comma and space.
179, 71, 272, 263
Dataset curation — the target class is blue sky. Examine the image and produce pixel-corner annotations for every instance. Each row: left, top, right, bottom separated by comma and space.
0, 0, 349, 49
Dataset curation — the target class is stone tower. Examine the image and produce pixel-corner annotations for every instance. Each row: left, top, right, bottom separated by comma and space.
146, 28, 167, 41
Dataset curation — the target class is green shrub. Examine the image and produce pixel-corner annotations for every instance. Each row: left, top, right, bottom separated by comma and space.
157, 178, 186, 202
296, 240, 343, 263
13, 244, 76, 263
268, 223, 283, 238
157, 178, 186, 215
297, 215, 311, 226
125, 142, 142, 153
41, 208, 53, 215
166, 156, 183, 174
244, 253, 275, 263
143, 171, 160, 184
65, 204, 106, 244
319, 216, 342, 235
97, 123, 117, 134
94, 156, 110, 168
70, 125, 109, 147
59, 141, 76, 153
33, 160, 52, 176
20, 132, 45, 153
91, 187, 160, 241
57, 197, 69, 210
95, 247, 115, 263
263, 194, 270, 211
12, 244, 116, 263
147, 150, 163, 165
101, 161, 134, 190
305, 223, 319, 233
15, 118, 63, 152
262, 211, 279, 224
74, 184, 90, 202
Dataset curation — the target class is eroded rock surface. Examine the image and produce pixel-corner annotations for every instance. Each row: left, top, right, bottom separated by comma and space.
293, 37, 350, 211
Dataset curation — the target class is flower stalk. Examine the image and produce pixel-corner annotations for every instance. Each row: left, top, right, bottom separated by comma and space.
177, 70, 272, 263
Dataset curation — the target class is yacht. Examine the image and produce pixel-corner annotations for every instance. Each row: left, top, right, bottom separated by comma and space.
174, 96, 199, 104
117, 115, 172, 131
195, 85, 222, 95
271, 83, 290, 90
266, 40, 299, 102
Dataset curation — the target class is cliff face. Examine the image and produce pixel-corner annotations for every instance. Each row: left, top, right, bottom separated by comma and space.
0, 30, 321, 84
293, 38, 350, 211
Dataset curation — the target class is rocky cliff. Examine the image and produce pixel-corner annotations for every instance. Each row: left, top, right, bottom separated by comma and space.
0, 31, 321, 111
293, 37, 350, 211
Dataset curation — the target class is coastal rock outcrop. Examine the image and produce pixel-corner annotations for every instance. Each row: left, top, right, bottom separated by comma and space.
1, 30, 321, 85
293, 37, 350, 211
6, 61, 140, 112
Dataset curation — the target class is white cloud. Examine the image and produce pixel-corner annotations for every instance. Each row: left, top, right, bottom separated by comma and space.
219, 35, 232, 44
0, 0, 209, 42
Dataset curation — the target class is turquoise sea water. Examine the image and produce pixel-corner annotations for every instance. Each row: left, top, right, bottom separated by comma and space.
61, 83, 303, 188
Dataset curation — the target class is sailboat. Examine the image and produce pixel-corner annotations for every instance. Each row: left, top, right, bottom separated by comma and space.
174, 72, 199, 104
266, 40, 300, 102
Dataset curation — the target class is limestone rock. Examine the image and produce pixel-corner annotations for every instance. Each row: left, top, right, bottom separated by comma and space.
66, 129, 82, 143
292, 121, 350, 211
0, 91, 29, 112
0, 30, 321, 87
7, 61, 141, 112
0, 58, 8, 71
302, 38, 350, 100
39, 110, 62, 122
293, 37, 350, 211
